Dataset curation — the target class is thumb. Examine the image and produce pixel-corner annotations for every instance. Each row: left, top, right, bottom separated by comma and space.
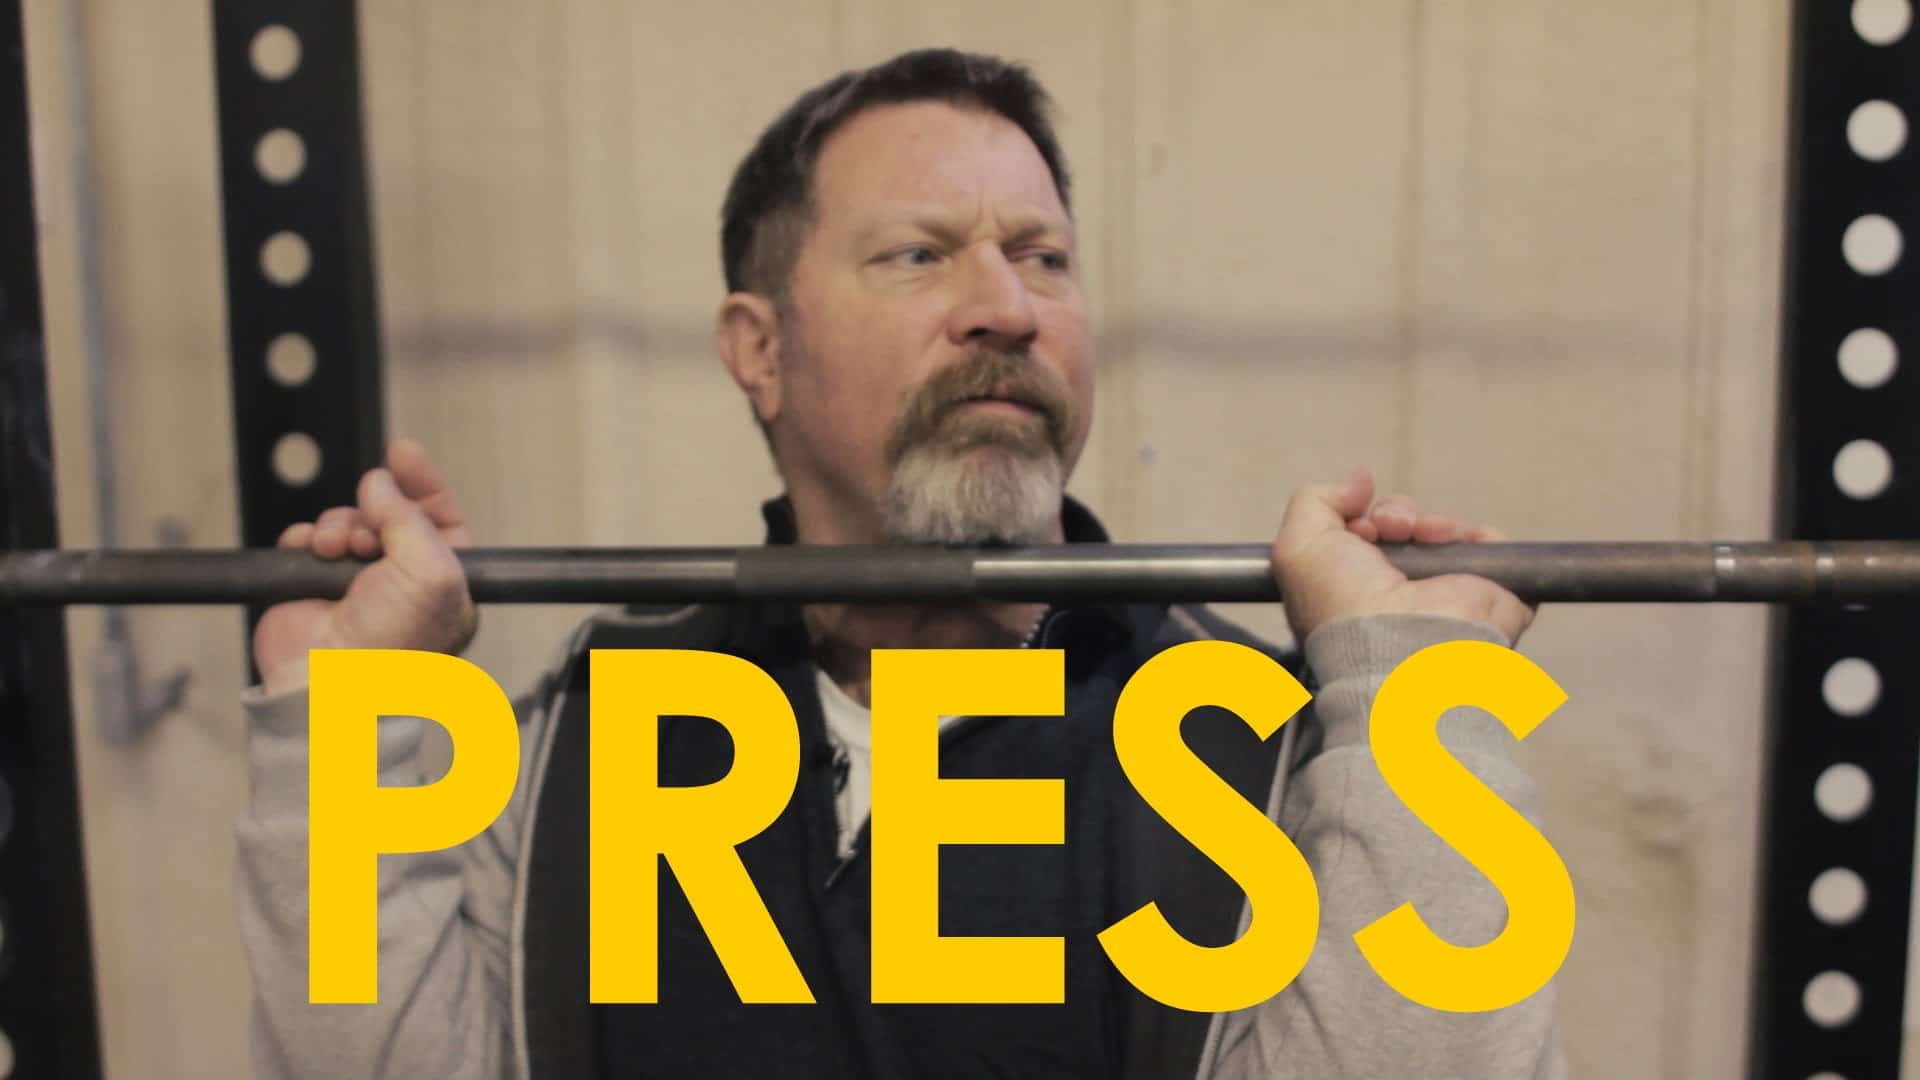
1277, 465, 1374, 551
357, 467, 447, 570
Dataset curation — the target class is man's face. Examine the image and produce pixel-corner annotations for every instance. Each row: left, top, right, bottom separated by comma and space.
773, 100, 1095, 545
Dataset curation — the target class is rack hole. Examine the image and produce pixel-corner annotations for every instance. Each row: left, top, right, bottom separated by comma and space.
1810, 867, 1867, 925
273, 432, 322, 487
1838, 328, 1898, 389
255, 128, 306, 184
1814, 763, 1873, 823
1843, 214, 1902, 276
1833, 439, 1893, 500
250, 25, 302, 81
1803, 971, 1862, 1028
1853, 0, 1913, 44
266, 333, 316, 387
260, 231, 311, 286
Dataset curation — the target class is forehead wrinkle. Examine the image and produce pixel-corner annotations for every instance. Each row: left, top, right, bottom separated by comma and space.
848, 200, 1073, 249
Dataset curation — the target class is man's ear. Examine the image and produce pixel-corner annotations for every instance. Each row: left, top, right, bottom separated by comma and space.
716, 292, 784, 425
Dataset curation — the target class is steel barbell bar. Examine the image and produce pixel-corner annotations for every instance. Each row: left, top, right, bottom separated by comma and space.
2, 541, 1919, 606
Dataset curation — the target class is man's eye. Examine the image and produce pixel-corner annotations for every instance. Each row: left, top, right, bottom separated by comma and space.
1024, 250, 1072, 272
891, 246, 940, 266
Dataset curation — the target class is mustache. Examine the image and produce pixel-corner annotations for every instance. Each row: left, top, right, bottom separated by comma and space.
885, 349, 1075, 464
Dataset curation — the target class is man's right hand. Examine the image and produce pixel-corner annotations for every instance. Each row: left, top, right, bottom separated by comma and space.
251, 437, 479, 695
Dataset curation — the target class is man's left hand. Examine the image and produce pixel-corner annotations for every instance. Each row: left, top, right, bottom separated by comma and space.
1270, 465, 1536, 646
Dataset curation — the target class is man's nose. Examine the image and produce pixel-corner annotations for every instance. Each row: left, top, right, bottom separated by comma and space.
945, 245, 1040, 349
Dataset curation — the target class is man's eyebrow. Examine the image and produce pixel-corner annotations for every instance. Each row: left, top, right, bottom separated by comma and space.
1001, 220, 1075, 247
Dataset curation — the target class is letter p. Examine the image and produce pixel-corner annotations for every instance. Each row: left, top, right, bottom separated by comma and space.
308, 649, 520, 1003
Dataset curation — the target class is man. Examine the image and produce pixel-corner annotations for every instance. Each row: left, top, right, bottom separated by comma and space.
238, 48, 1565, 1079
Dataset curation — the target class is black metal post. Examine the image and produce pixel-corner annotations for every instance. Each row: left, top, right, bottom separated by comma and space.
0, 0, 105, 1074
1751, 0, 1920, 1075
209, 0, 386, 634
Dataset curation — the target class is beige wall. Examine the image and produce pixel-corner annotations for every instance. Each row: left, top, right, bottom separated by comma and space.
24, 1, 1807, 1077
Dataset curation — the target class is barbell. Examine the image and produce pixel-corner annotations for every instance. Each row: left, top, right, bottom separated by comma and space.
1, 541, 1917, 605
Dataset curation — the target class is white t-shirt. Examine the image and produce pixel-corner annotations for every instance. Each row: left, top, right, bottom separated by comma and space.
814, 666, 964, 861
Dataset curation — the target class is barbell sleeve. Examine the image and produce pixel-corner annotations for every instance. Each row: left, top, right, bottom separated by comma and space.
1, 541, 1918, 605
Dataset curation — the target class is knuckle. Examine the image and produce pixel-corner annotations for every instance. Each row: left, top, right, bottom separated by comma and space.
419, 557, 467, 596
1270, 531, 1310, 564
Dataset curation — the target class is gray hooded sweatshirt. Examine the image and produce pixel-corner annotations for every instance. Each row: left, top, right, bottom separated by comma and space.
235, 607, 1568, 1079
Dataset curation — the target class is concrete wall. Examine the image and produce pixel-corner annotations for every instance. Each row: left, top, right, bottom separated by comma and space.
23, 1, 1808, 1076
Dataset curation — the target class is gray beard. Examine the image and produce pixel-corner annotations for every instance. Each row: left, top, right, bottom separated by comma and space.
882, 443, 1063, 546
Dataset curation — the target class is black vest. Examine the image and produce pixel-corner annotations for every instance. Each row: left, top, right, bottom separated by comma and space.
520, 500, 1301, 1079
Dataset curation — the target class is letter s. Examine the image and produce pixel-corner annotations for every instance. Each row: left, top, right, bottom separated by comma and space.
1355, 639, 1574, 1012
1097, 640, 1319, 1012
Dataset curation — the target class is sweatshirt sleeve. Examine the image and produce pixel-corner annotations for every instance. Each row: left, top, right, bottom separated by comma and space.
1202, 612, 1569, 1080
234, 650, 564, 1080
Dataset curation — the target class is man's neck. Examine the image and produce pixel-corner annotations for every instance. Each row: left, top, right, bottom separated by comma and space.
803, 600, 1048, 708
785, 490, 1063, 708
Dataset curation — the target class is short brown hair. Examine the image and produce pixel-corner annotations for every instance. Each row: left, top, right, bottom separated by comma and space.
719, 48, 1073, 299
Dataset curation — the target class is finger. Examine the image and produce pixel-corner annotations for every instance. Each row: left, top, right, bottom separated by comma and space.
1465, 524, 1510, 543
1492, 591, 1537, 644
1276, 466, 1375, 554
1346, 517, 1380, 542
1412, 513, 1460, 544
358, 467, 464, 585
358, 467, 429, 546
312, 505, 362, 541
1369, 494, 1420, 543
312, 506, 363, 560
348, 524, 383, 560
277, 522, 315, 549
388, 438, 471, 544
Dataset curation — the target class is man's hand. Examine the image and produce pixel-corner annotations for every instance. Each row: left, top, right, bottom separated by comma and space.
251, 437, 479, 694
1271, 465, 1535, 646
